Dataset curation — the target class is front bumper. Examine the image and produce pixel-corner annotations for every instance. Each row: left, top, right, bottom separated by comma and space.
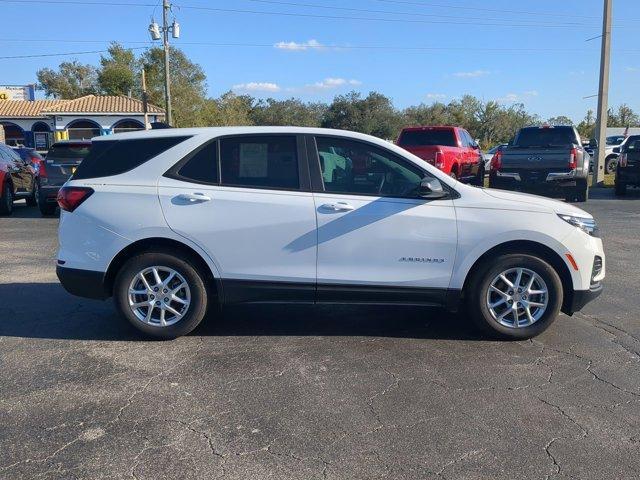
565, 282, 603, 315
56, 265, 108, 300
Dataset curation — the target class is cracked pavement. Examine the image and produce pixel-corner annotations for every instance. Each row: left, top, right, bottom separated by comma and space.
1, 188, 639, 479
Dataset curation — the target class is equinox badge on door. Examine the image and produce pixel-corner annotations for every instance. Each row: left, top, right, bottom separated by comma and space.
399, 257, 445, 264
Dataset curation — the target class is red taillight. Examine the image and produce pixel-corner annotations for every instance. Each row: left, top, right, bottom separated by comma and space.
57, 186, 94, 212
434, 150, 445, 169
491, 150, 503, 171
32, 157, 47, 178
619, 153, 628, 168
568, 147, 577, 170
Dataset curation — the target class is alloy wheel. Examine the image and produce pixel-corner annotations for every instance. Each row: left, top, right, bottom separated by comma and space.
127, 266, 191, 327
486, 267, 549, 328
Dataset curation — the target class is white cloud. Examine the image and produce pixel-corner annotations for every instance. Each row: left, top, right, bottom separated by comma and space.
232, 82, 281, 93
524, 90, 539, 97
626, 66, 639, 72
426, 93, 446, 100
274, 39, 324, 51
306, 78, 361, 90
452, 70, 490, 78
497, 93, 520, 103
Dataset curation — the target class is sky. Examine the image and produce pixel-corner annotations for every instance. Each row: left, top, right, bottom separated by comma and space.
1, 0, 639, 123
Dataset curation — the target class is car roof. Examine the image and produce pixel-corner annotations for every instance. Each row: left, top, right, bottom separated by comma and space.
51, 140, 92, 145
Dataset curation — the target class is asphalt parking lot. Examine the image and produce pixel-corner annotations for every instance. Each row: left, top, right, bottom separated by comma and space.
1, 188, 639, 480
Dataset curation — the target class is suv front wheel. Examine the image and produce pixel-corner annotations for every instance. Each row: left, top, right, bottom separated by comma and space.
113, 251, 209, 339
465, 253, 563, 339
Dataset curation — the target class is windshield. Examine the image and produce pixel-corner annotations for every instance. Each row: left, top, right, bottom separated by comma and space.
513, 127, 576, 148
398, 129, 457, 147
606, 136, 625, 146
46, 143, 91, 164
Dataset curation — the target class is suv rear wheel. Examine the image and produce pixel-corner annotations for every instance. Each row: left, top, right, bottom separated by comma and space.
465, 253, 563, 340
113, 251, 209, 339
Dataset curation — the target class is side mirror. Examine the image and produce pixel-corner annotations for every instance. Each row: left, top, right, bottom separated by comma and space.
418, 177, 448, 199
613, 147, 620, 154
589, 138, 598, 148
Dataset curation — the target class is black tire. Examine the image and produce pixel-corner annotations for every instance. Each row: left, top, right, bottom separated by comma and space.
0, 182, 13, 216
605, 156, 618, 175
574, 178, 589, 203
449, 170, 458, 181
614, 179, 627, 196
465, 253, 563, 340
26, 180, 38, 207
472, 165, 485, 186
113, 251, 209, 339
39, 201, 57, 216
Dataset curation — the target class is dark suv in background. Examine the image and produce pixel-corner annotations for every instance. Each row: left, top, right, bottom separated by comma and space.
615, 135, 640, 196
489, 125, 590, 202
38, 140, 91, 215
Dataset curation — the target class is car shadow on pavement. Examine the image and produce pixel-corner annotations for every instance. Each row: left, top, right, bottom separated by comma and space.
0, 283, 484, 342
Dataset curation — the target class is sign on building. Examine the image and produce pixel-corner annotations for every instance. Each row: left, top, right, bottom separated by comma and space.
0, 85, 36, 101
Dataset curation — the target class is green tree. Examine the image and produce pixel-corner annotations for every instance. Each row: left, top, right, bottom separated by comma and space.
36, 61, 98, 99
139, 47, 207, 127
251, 98, 326, 127
97, 42, 137, 96
322, 91, 401, 139
547, 115, 574, 126
577, 110, 596, 139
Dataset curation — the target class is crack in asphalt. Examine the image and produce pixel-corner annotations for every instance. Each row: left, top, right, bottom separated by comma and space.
435, 449, 485, 479
543, 438, 561, 480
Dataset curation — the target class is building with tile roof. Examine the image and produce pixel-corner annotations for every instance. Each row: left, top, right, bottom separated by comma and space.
0, 95, 165, 150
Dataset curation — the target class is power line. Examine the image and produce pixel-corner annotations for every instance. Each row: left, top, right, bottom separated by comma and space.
0, 0, 622, 29
238, 0, 591, 26
0, 46, 147, 60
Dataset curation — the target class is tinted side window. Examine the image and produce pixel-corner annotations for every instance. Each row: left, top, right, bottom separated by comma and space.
316, 137, 425, 197
220, 136, 299, 190
169, 141, 218, 184
73, 136, 191, 180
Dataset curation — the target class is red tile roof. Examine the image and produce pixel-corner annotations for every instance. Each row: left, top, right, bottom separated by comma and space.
0, 95, 164, 118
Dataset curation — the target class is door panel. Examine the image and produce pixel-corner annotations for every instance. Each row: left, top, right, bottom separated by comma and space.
158, 181, 317, 285
313, 193, 457, 288
310, 135, 458, 291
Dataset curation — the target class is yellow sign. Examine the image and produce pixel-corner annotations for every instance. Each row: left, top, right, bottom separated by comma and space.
0, 85, 35, 101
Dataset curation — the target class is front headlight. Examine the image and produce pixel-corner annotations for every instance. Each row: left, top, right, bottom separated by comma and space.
558, 214, 599, 237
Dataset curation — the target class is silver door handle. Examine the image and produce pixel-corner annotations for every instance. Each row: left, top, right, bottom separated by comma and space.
176, 193, 211, 203
321, 202, 355, 212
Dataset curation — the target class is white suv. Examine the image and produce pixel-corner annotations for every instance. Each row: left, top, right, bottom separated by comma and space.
56, 127, 605, 339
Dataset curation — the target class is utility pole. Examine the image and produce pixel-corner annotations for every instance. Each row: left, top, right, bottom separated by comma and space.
593, 0, 612, 186
141, 68, 150, 130
162, 0, 172, 126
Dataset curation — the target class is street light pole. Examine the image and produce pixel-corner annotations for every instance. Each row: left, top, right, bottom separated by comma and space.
593, 0, 612, 186
162, 0, 172, 126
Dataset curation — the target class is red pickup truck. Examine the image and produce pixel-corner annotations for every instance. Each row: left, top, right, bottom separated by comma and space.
396, 126, 484, 184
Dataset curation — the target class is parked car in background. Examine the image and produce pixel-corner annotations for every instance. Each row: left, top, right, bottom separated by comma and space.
396, 126, 484, 185
585, 135, 628, 174
614, 135, 640, 196
38, 140, 92, 216
489, 125, 590, 202
0, 143, 38, 215
56, 127, 604, 340
483, 144, 508, 171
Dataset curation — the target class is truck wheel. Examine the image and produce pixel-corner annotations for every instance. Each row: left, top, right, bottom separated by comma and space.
615, 179, 627, 196
605, 156, 618, 175
39, 202, 57, 216
472, 165, 485, 186
113, 251, 209, 339
575, 179, 588, 203
465, 253, 563, 340
0, 183, 13, 216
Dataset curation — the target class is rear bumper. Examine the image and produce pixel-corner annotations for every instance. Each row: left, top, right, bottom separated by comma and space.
565, 283, 603, 315
617, 170, 640, 185
56, 265, 108, 300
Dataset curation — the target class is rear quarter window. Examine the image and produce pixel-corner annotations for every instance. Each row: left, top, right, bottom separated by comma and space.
398, 129, 457, 147
72, 136, 191, 180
